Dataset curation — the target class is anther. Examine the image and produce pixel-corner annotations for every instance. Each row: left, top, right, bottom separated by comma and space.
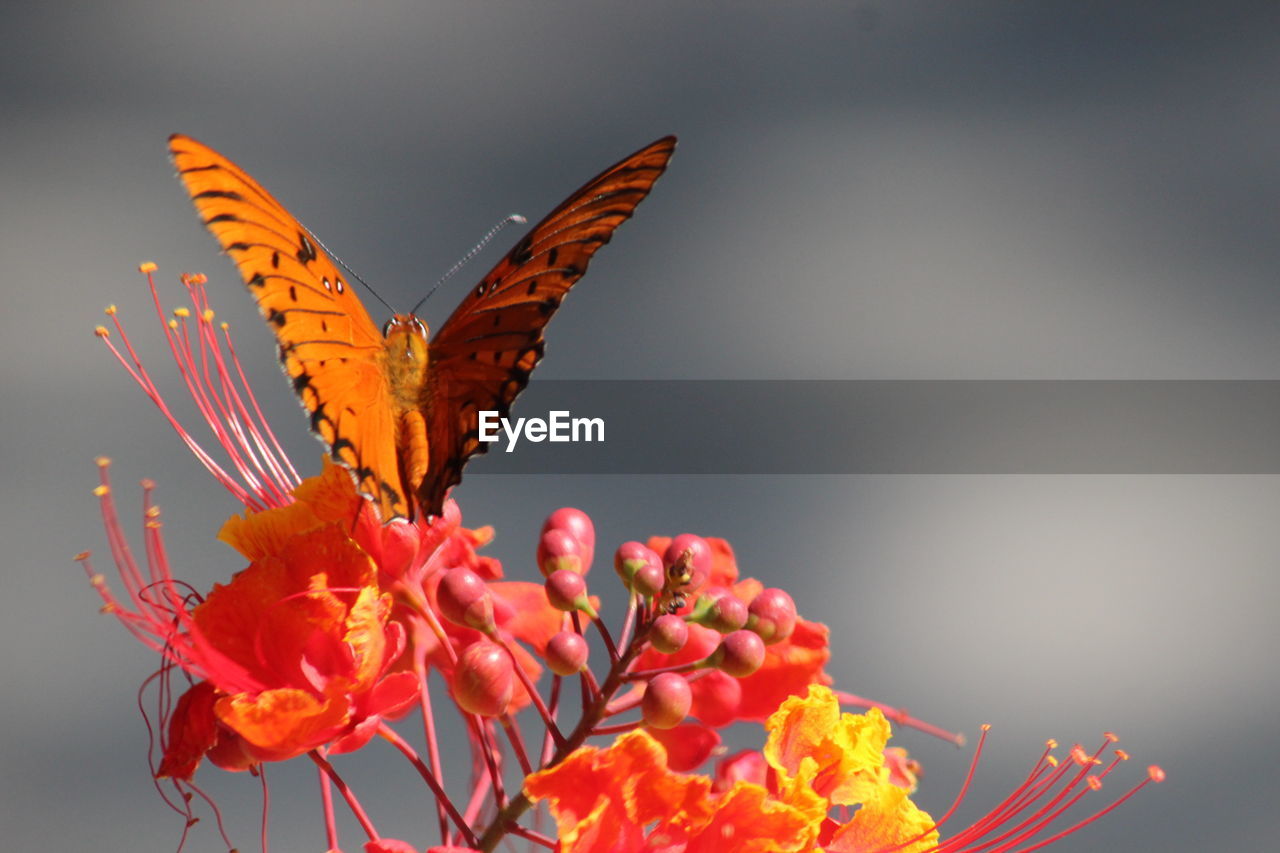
138, 261, 158, 273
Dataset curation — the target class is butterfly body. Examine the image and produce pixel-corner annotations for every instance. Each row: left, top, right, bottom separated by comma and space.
170, 134, 676, 521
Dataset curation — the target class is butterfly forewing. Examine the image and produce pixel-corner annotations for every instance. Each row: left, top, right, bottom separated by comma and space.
420, 136, 677, 515
168, 134, 410, 520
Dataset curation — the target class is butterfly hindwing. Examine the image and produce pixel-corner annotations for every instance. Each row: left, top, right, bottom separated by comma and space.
168, 134, 410, 520
420, 136, 677, 515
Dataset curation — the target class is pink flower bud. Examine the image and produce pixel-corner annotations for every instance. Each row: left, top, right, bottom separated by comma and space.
747, 587, 798, 645
545, 630, 589, 676
663, 534, 712, 593
689, 669, 742, 727
377, 519, 421, 581
537, 528, 582, 577
545, 569, 594, 616
437, 567, 495, 634
696, 592, 748, 634
642, 672, 692, 729
453, 641, 514, 717
650, 613, 689, 654
542, 508, 595, 573
632, 561, 666, 599
614, 541, 661, 585
709, 630, 766, 677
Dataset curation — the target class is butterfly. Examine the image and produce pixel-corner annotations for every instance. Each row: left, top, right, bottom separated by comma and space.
169, 133, 676, 521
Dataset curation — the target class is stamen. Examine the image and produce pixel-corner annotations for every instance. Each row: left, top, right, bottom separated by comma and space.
96, 265, 304, 509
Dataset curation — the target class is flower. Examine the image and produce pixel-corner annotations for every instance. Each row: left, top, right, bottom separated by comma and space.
84, 459, 420, 777
86, 266, 1163, 852
526, 684, 1165, 853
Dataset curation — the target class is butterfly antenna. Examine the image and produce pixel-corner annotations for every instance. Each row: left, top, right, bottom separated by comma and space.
297, 221, 398, 315
410, 213, 527, 315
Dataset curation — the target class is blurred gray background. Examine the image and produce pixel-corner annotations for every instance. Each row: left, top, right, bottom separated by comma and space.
4, 1, 1277, 850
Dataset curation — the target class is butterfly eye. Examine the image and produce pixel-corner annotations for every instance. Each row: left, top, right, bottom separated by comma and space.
381, 318, 397, 336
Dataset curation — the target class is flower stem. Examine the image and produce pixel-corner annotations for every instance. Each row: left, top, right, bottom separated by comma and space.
474, 621, 650, 851
378, 724, 479, 849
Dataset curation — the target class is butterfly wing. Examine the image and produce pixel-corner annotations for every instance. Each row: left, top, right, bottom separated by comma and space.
168, 134, 411, 520
420, 136, 677, 515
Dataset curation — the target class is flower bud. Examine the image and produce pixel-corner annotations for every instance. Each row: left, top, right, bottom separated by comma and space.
537, 528, 582, 577
377, 518, 421, 581
437, 567, 495, 635
631, 561, 666, 599
542, 508, 595, 574
746, 588, 798, 645
689, 669, 743, 727
614, 541, 661, 585
663, 534, 712, 593
691, 592, 748, 634
453, 641, 514, 717
650, 614, 689, 654
709, 630, 766, 678
641, 672, 692, 729
545, 569, 595, 617
545, 630, 589, 676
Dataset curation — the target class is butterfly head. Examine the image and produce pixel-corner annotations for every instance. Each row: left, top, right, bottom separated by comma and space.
382, 314, 431, 358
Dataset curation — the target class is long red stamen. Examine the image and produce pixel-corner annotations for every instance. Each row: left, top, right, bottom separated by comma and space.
919, 732, 1166, 853
99, 264, 303, 511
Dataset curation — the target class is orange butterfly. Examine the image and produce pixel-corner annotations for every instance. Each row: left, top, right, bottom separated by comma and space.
169, 134, 676, 521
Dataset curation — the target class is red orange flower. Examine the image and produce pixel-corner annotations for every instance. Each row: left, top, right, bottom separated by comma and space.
528, 684, 1164, 853
86, 460, 421, 777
